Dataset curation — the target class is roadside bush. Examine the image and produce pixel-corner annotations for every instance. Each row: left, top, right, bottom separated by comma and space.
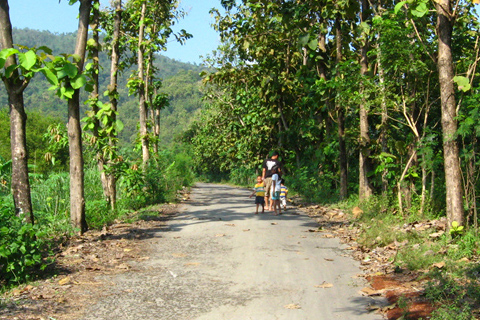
425, 269, 477, 320
229, 166, 255, 187
289, 165, 337, 203
0, 202, 47, 286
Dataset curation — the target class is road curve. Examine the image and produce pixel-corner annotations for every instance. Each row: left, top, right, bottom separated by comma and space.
82, 183, 384, 320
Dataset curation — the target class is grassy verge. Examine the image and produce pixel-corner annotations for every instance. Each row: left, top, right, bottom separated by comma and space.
346, 195, 480, 319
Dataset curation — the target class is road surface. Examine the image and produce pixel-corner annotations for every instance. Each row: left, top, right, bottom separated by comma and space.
82, 183, 384, 320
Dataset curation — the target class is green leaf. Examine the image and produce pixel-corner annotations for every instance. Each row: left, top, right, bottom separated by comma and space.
394, 1, 407, 14
60, 86, 75, 99
0, 48, 18, 60
116, 120, 124, 132
70, 74, 86, 90
41, 68, 59, 86
307, 39, 317, 51
18, 50, 37, 70
453, 76, 471, 92
5, 64, 17, 78
451, 221, 459, 228
299, 34, 310, 47
411, 1, 428, 17
58, 63, 78, 79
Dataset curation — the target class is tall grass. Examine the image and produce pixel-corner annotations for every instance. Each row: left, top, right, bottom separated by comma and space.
1, 149, 197, 287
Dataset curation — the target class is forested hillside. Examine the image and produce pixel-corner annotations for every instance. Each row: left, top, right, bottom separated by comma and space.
0, 28, 205, 156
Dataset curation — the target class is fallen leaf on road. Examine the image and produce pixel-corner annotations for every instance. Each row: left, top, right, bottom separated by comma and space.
172, 253, 187, 257
360, 287, 382, 296
271, 223, 278, 225
123, 248, 132, 252
243, 229, 250, 232
116, 263, 130, 270
215, 234, 226, 237
225, 223, 235, 227
315, 282, 333, 288
58, 277, 72, 286
321, 234, 335, 238
185, 262, 200, 266
284, 304, 301, 309
308, 228, 321, 232
324, 258, 334, 261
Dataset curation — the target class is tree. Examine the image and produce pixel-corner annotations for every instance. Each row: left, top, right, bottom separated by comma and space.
68, 0, 92, 234
0, 0, 33, 223
435, 0, 465, 228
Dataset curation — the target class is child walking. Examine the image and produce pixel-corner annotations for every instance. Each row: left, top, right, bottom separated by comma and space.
249, 175, 265, 214
280, 179, 288, 210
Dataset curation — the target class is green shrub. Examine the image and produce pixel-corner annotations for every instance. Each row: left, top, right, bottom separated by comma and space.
425, 269, 476, 320
229, 166, 255, 187
0, 202, 46, 286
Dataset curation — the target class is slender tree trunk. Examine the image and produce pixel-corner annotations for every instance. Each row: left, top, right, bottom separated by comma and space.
0, 0, 34, 224
69, 0, 91, 234
377, 32, 389, 195
137, 1, 149, 168
335, 14, 348, 200
358, 0, 373, 200
436, 0, 464, 228
89, 1, 109, 205
105, 0, 122, 210
152, 86, 160, 155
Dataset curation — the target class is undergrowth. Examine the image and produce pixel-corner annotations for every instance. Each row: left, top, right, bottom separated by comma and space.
1, 150, 195, 288
351, 194, 480, 319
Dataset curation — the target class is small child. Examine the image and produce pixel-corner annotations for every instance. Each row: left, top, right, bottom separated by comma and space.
280, 179, 288, 210
271, 166, 281, 215
249, 175, 265, 214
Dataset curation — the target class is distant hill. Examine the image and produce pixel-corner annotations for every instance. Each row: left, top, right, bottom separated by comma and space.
0, 28, 207, 148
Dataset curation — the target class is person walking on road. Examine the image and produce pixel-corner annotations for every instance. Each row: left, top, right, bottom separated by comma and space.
262, 151, 281, 210
249, 175, 265, 214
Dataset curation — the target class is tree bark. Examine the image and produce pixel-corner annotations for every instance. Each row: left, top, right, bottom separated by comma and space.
89, 1, 108, 205
69, 0, 91, 234
436, 0, 465, 227
358, 0, 373, 200
137, 1, 149, 169
0, 0, 34, 224
335, 14, 348, 200
105, 0, 122, 209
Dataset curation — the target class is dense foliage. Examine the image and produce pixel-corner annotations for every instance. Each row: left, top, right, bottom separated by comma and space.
189, 0, 480, 218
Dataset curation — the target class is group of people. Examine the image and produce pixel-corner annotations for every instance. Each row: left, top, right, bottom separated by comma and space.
249, 151, 288, 215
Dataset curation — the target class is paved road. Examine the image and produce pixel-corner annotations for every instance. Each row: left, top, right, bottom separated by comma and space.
82, 183, 384, 320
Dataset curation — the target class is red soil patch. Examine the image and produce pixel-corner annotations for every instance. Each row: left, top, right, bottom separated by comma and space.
368, 274, 436, 320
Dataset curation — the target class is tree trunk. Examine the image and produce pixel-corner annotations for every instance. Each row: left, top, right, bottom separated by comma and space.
69, 0, 91, 234
335, 14, 348, 200
105, 0, 122, 210
0, 0, 34, 224
138, 1, 149, 169
358, 0, 373, 200
89, 1, 109, 205
436, 0, 465, 228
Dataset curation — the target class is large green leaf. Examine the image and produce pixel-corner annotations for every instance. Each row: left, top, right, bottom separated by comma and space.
70, 74, 87, 90
41, 67, 59, 86
453, 76, 471, 92
18, 50, 37, 70
58, 63, 78, 80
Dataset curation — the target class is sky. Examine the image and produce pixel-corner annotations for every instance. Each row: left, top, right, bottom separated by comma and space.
8, 0, 223, 65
